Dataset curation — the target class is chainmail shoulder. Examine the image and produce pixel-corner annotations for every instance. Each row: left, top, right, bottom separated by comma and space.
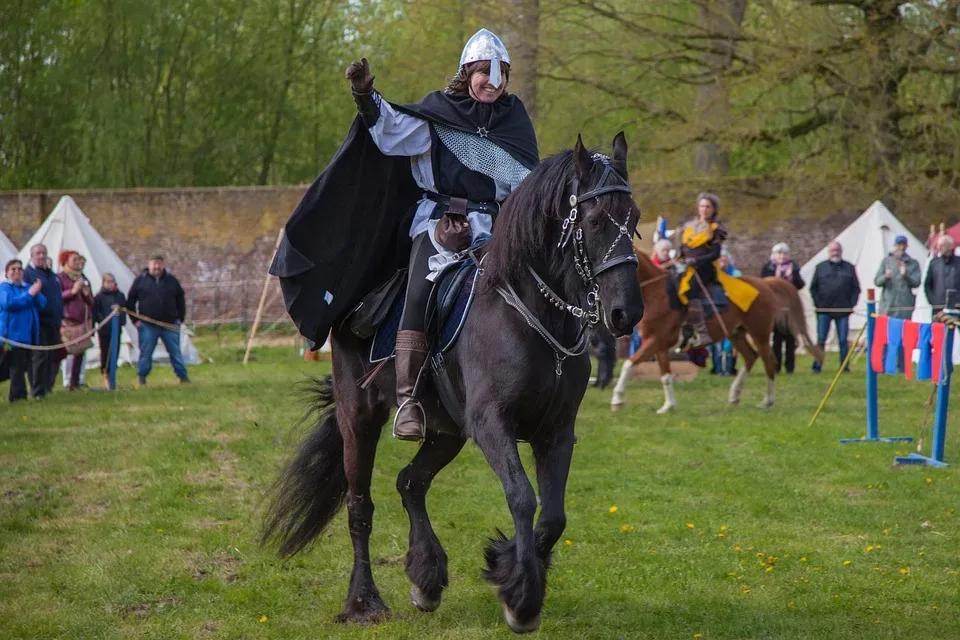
433, 123, 530, 187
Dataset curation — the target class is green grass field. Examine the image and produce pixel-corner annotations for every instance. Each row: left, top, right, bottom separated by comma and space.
2, 335, 959, 639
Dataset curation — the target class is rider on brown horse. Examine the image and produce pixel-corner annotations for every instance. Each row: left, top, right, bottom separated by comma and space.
677, 192, 726, 348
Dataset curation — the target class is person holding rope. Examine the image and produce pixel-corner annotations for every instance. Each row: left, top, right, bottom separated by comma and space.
57, 250, 95, 390
126, 254, 190, 386
1, 259, 47, 402
810, 241, 860, 373
22, 244, 62, 398
93, 273, 127, 388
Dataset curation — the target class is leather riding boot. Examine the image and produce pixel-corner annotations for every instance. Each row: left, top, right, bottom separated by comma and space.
394, 330, 429, 441
679, 300, 711, 350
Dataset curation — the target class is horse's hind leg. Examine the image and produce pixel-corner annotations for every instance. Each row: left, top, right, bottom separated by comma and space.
754, 334, 778, 409
396, 432, 466, 613
334, 366, 391, 623
654, 350, 676, 414
473, 414, 544, 633
728, 333, 756, 405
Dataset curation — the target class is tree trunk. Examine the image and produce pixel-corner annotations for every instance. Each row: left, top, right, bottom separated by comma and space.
862, 0, 902, 185
498, 0, 539, 118
693, 0, 748, 177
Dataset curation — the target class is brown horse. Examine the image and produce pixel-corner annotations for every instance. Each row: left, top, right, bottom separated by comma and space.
610, 250, 823, 413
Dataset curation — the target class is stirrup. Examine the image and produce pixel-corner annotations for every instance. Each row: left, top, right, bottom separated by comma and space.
393, 398, 427, 441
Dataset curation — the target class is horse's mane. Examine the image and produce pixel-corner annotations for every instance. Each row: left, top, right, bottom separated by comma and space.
482, 150, 577, 288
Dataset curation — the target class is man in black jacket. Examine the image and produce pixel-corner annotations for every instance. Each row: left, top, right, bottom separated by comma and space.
126, 254, 189, 385
810, 241, 861, 372
22, 244, 63, 398
924, 235, 960, 311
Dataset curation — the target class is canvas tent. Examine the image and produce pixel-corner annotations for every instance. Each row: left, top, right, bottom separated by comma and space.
799, 201, 927, 349
0, 230, 17, 265
16, 196, 201, 369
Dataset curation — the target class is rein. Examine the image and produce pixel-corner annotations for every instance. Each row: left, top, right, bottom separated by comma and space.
495, 153, 637, 377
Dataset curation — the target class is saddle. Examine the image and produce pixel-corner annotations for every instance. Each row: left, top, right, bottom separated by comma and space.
349, 249, 482, 432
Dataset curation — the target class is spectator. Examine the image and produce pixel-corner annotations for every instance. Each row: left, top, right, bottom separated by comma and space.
93, 273, 127, 388
923, 235, 960, 311
0, 259, 46, 402
651, 238, 673, 268
127, 254, 189, 385
709, 249, 740, 376
22, 244, 63, 398
874, 235, 921, 319
761, 242, 805, 373
810, 241, 860, 372
61, 253, 93, 388
58, 250, 94, 390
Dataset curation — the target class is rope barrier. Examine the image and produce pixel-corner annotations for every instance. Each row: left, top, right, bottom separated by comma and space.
0, 305, 184, 351
0, 308, 120, 351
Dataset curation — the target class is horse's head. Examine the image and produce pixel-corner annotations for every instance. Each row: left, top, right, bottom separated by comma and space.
566, 132, 644, 336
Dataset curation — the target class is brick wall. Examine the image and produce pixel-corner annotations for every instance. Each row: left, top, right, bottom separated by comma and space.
2, 178, 958, 323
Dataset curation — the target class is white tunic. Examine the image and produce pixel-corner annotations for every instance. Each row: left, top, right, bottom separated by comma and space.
367, 96, 524, 279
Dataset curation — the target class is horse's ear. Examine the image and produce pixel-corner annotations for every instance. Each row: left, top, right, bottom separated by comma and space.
573, 134, 592, 176
612, 131, 628, 173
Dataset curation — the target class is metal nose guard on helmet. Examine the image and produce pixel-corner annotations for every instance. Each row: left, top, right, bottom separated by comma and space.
458, 28, 510, 88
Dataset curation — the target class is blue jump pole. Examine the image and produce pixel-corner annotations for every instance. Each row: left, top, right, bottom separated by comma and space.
108, 312, 120, 391
841, 288, 912, 444
896, 290, 957, 467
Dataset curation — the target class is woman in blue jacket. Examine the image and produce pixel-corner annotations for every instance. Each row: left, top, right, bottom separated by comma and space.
1, 259, 47, 401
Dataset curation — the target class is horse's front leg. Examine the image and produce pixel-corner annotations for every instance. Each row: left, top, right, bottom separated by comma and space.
473, 412, 544, 633
396, 432, 466, 613
531, 427, 575, 562
654, 349, 676, 414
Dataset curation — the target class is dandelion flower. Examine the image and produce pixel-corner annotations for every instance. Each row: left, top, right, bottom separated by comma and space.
882, 529, 889, 535
564, 539, 572, 546
919, 551, 925, 557
800, 557, 807, 563
693, 634, 702, 639
843, 560, 852, 566
259, 616, 268, 623
609, 505, 619, 514
866, 545, 875, 552
686, 522, 695, 529
766, 566, 774, 573
900, 567, 909, 575
720, 525, 728, 532
621, 524, 633, 533
756, 552, 765, 558
926, 477, 933, 484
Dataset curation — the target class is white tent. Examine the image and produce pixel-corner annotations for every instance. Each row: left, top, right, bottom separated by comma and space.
0, 229, 17, 265
799, 201, 926, 349
16, 196, 201, 369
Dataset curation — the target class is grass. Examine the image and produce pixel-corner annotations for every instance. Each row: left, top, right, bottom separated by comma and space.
1, 335, 959, 639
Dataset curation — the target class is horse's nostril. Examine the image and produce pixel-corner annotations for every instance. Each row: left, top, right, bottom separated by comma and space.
611, 307, 627, 328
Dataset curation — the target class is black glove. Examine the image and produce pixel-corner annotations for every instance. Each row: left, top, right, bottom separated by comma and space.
345, 58, 375, 94
346, 58, 379, 127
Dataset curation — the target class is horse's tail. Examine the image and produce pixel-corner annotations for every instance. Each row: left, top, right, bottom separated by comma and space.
768, 278, 825, 365
260, 374, 348, 559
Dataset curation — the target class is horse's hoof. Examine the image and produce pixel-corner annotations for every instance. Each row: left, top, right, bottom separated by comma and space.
611, 403, 623, 412
410, 585, 441, 613
503, 604, 541, 634
757, 400, 774, 409
728, 398, 740, 405
335, 606, 390, 624
656, 404, 674, 414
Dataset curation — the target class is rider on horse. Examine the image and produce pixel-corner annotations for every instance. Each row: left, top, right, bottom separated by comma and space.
339, 29, 537, 441
677, 192, 726, 348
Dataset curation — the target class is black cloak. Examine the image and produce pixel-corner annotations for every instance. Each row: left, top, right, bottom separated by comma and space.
270, 91, 538, 348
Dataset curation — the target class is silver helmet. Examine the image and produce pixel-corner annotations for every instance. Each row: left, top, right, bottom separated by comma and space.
457, 28, 511, 89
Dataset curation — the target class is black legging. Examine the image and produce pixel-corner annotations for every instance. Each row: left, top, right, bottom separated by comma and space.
399, 232, 439, 333
772, 328, 796, 373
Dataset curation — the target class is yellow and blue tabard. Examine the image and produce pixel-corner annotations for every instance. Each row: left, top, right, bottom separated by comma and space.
678, 222, 759, 312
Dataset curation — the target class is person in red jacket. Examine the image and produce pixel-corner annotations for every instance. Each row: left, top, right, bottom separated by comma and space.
57, 250, 94, 389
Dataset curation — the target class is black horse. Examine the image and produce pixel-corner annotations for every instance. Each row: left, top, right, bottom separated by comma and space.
261, 133, 644, 633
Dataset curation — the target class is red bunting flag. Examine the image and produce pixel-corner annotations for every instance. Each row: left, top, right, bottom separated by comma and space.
871, 315, 889, 373
901, 320, 920, 380
931, 322, 945, 384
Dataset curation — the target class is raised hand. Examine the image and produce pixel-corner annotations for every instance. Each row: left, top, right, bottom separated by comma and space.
345, 57, 374, 93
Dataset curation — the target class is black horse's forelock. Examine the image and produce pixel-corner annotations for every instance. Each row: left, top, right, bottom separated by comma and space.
482, 150, 585, 289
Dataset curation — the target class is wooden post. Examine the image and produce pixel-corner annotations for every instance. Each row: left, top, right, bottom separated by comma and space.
243, 228, 285, 365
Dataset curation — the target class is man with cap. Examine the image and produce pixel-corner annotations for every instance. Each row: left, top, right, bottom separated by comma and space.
126, 254, 189, 385
874, 234, 921, 320
270, 28, 539, 441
